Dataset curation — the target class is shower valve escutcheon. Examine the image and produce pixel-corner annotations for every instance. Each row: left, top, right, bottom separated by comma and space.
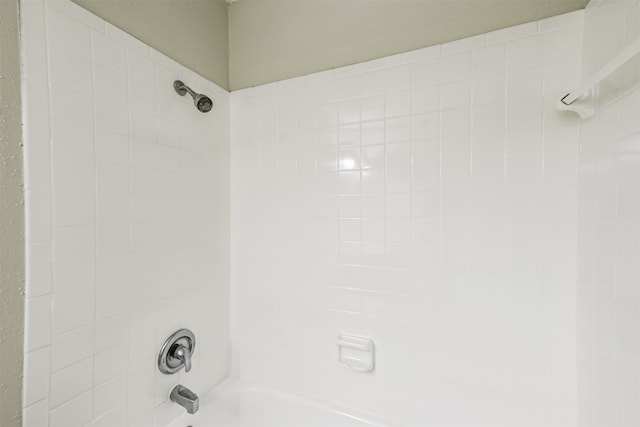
158, 329, 196, 374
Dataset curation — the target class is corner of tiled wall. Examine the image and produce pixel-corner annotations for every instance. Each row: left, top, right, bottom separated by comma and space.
577, 0, 640, 426
20, 0, 231, 425
229, 9, 586, 427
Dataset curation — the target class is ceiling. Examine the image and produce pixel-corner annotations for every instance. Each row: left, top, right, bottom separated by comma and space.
228, 0, 589, 89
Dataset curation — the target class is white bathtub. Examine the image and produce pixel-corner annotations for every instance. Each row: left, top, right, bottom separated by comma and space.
167, 378, 398, 427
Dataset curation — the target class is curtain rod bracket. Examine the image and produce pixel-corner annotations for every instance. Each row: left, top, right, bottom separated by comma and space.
557, 94, 597, 120
558, 37, 640, 120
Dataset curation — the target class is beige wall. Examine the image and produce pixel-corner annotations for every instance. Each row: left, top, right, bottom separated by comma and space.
0, 0, 25, 425
72, 0, 230, 90
228, 0, 587, 90
65, 0, 591, 92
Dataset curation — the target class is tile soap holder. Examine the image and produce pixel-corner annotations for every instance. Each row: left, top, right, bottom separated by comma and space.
337, 332, 375, 373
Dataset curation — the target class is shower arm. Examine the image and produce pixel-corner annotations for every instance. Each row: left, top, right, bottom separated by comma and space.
174, 81, 197, 98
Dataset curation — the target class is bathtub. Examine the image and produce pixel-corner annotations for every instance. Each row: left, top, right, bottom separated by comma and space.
167, 378, 398, 427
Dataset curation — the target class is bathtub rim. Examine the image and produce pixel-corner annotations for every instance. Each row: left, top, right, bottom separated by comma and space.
170, 375, 404, 427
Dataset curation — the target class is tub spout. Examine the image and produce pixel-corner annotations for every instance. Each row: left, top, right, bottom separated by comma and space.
170, 384, 199, 414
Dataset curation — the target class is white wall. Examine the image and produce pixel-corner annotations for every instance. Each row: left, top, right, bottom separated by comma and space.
577, 0, 640, 425
20, 1, 230, 426
230, 11, 584, 427
21, 1, 638, 426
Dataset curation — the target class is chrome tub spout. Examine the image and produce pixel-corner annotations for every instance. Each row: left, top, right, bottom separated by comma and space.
170, 384, 199, 414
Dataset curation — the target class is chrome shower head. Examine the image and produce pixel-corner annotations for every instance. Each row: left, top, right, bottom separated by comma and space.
174, 80, 213, 113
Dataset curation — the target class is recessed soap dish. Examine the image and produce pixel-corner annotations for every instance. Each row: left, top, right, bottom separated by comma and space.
337, 332, 375, 373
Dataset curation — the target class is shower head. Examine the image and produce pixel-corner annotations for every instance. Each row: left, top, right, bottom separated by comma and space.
174, 80, 213, 113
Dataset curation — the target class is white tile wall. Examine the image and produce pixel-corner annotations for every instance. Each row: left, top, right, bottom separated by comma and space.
20, 1, 231, 426
230, 11, 584, 427
577, 0, 640, 426
23, 1, 637, 426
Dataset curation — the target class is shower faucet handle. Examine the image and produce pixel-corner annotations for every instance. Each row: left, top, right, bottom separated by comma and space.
174, 344, 192, 373
158, 329, 196, 375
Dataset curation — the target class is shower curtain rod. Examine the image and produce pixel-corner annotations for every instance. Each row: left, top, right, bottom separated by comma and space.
558, 37, 640, 119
